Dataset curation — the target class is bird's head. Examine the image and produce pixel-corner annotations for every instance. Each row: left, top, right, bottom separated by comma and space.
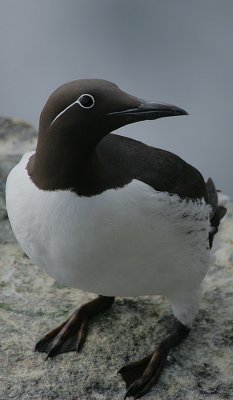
39, 79, 188, 140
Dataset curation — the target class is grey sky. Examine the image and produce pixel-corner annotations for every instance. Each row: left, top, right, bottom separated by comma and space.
0, 0, 232, 195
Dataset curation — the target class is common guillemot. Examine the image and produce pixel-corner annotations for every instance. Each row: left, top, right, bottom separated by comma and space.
6, 79, 226, 399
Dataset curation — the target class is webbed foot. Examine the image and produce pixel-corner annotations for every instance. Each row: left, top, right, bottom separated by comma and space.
35, 295, 115, 358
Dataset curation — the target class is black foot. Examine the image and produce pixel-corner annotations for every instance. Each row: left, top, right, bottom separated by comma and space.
119, 321, 190, 399
35, 295, 114, 359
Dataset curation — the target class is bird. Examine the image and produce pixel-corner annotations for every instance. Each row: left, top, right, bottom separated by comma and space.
6, 79, 226, 399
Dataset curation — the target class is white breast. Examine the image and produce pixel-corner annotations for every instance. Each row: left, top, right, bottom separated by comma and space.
6, 152, 212, 300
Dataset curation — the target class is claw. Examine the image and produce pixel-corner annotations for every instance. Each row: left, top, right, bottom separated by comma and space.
46, 341, 62, 359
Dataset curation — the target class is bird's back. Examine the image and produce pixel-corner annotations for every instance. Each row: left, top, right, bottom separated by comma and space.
90, 134, 207, 200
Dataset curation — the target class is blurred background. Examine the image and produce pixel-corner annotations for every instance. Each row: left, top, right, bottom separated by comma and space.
0, 0, 232, 195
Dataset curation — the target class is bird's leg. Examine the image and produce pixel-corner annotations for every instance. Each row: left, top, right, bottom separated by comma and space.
119, 319, 190, 399
35, 295, 115, 358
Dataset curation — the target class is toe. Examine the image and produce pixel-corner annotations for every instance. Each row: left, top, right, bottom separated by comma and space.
76, 319, 88, 351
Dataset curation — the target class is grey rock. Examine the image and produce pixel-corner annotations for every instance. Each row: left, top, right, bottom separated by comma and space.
0, 116, 37, 186
0, 117, 37, 160
0, 117, 233, 400
0, 117, 37, 242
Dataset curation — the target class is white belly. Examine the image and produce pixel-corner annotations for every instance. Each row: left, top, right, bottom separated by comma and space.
6, 152, 211, 298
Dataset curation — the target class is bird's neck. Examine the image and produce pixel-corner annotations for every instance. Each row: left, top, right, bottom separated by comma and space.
27, 125, 106, 191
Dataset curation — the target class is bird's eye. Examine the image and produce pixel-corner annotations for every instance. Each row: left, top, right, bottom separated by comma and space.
77, 94, 95, 109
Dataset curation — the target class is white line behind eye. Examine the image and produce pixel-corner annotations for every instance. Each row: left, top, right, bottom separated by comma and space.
50, 100, 78, 126
50, 94, 95, 126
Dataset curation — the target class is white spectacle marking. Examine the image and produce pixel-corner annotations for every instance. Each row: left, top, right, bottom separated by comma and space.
50, 94, 95, 126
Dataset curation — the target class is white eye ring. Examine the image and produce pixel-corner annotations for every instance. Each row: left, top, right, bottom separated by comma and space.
77, 94, 95, 109
50, 93, 95, 126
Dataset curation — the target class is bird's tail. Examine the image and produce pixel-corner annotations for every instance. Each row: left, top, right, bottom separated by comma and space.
206, 178, 227, 248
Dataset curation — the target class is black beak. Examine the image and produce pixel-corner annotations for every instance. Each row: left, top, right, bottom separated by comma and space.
109, 99, 188, 121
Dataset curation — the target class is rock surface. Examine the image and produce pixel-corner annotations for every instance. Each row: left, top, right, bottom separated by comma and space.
0, 117, 232, 400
